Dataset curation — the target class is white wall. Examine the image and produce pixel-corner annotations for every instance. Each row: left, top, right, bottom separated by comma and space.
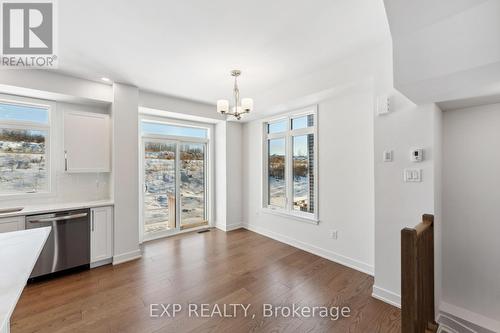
433, 105, 443, 318
373, 95, 441, 306
226, 122, 243, 226
215, 121, 227, 230
215, 121, 243, 231
0, 100, 111, 209
112, 83, 141, 263
441, 103, 500, 332
242, 82, 375, 274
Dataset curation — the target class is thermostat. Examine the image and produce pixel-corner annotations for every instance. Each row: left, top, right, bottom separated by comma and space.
410, 149, 423, 162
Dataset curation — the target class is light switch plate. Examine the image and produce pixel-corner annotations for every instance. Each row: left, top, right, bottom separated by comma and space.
377, 95, 390, 115
404, 168, 422, 182
383, 150, 393, 162
330, 230, 338, 240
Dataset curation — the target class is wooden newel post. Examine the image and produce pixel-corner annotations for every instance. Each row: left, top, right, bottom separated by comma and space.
401, 214, 437, 333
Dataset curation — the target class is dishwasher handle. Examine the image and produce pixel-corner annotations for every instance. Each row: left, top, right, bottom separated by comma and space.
28, 212, 88, 223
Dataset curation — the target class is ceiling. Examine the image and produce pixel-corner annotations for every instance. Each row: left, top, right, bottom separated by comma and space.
384, 0, 500, 108
55, 0, 389, 108
384, 0, 490, 37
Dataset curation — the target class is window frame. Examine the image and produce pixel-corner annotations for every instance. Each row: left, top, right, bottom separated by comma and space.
262, 105, 319, 224
0, 95, 54, 198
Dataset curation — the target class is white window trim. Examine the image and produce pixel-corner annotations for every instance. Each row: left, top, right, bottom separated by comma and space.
261, 105, 319, 224
0, 94, 56, 198
138, 114, 214, 243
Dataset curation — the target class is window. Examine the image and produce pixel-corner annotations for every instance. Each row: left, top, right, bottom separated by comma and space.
0, 99, 51, 195
263, 106, 318, 222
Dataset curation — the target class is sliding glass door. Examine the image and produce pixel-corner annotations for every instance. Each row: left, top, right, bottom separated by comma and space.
180, 142, 206, 229
141, 119, 209, 240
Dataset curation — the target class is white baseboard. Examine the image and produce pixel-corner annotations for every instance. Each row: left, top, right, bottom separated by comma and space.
113, 249, 142, 265
216, 222, 243, 232
437, 313, 474, 333
372, 285, 401, 308
439, 302, 500, 333
242, 223, 374, 276
437, 322, 460, 333
1, 320, 10, 333
90, 257, 113, 268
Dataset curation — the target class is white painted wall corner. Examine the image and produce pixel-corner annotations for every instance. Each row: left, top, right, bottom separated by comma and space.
215, 222, 244, 232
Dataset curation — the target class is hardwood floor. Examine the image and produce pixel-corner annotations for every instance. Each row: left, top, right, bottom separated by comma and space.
11, 229, 401, 333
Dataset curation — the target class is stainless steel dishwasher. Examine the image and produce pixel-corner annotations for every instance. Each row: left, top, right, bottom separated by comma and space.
26, 209, 90, 278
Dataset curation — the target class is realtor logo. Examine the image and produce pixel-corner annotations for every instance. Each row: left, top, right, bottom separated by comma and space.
1, 0, 57, 67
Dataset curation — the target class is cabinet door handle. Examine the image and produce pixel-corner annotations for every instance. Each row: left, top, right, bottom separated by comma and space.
64, 150, 68, 171
91, 211, 95, 231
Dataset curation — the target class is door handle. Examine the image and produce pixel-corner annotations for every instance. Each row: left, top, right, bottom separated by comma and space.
91, 210, 94, 232
29, 212, 88, 223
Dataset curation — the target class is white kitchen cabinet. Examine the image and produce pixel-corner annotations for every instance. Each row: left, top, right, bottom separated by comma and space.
0, 216, 24, 233
90, 206, 113, 265
64, 111, 111, 173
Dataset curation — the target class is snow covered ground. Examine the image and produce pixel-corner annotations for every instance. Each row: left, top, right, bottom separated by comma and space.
0, 139, 46, 194
269, 176, 310, 211
143, 148, 205, 234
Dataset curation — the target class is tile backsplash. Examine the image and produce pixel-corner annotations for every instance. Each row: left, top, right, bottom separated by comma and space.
0, 172, 111, 209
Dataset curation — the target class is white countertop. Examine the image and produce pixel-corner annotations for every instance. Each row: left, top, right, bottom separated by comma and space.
0, 200, 114, 218
0, 227, 51, 332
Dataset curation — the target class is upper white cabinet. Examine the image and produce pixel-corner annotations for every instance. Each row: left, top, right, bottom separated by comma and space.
64, 111, 111, 173
90, 206, 113, 264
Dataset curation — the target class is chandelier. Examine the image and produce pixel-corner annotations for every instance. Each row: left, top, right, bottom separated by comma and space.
216, 69, 253, 120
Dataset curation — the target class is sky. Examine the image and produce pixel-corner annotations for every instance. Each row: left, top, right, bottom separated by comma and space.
0, 103, 48, 123
269, 135, 310, 157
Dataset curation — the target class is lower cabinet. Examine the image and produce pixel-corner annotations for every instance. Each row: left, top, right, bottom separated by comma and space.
90, 206, 113, 265
0, 216, 24, 233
